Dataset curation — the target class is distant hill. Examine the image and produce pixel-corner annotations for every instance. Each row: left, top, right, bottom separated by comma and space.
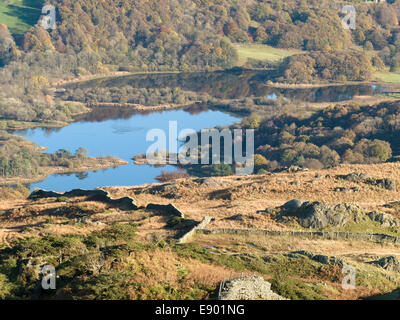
1, 0, 400, 127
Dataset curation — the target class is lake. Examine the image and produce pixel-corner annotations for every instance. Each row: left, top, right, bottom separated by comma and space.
16, 71, 387, 192
16, 108, 241, 192
65, 70, 386, 102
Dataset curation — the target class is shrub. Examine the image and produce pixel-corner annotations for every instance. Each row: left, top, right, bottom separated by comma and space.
210, 163, 232, 176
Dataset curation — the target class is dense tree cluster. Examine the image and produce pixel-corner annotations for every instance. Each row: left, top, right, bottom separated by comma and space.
0, 132, 90, 178
248, 100, 400, 170
60, 86, 201, 106
17, 0, 400, 66
278, 51, 374, 83
23, 0, 240, 71
0, 24, 20, 66
1, 0, 400, 125
1, 0, 400, 180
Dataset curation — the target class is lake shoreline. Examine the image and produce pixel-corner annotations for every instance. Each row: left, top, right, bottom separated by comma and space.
51, 70, 182, 87
6, 68, 399, 132
264, 80, 383, 89
0, 157, 128, 186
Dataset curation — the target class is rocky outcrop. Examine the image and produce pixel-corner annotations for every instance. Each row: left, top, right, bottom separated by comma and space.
336, 172, 396, 191
337, 172, 371, 183
196, 177, 226, 188
219, 275, 287, 300
225, 214, 244, 221
28, 189, 137, 210
368, 211, 400, 228
278, 200, 400, 229
368, 178, 396, 191
145, 183, 179, 194
143, 183, 181, 199
146, 203, 184, 218
334, 187, 360, 193
279, 200, 364, 229
280, 199, 305, 212
287, 251, 343, 267
370, 256, 400, 272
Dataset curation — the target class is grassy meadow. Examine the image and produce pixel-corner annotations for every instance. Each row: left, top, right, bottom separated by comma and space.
234, 43, 302, 66
0, 0, 42, 35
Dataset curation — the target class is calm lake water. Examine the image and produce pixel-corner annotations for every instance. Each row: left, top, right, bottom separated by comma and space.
66, 70, 386, 102
15, 71, 387, 192
16, 109, 241, 192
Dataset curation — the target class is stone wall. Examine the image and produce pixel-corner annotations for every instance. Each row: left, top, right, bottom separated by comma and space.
197, 228, 399, 243
177, 216, 214, 244
28, 189, 137, 210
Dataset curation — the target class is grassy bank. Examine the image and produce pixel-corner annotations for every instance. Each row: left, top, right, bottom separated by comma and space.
234, 44, 302, 66
374, 70, 400, 83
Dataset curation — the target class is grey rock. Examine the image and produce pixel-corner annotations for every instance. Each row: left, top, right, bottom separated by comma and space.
146, 203, 185, 218
147, 183, 178, 194
225, 214, 244, 221
334, 187, 351, 193
219, 275, 287, 300
369, 178, 396, 191
336, 173, 396, 191
334, 187, 360, 193
280, 201, 363, 229
370, 256, 400, 272
337, 172, 371, 183
368, 211, 400, 227
196, 177, 225, 188
281, 199, 306, 213
384, 201, 400, 209
289, 251, 343, 266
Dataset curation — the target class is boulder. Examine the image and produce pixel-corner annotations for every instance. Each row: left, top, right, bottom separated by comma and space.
280, 201, 363, 229
368, 211, 400, 227
146, 203, 184, 218
337, 172, 370, 183
147, 183, 178, 194
225, 214, 244, 221
334, 187, 360, 193
368, 178, 396, 191
336, 173, 396, 191
288, 251, 343, 266
196, 177, 225, 188
371, 256, 400, 272
281, 199, 306, 213
219, 275, 287, 300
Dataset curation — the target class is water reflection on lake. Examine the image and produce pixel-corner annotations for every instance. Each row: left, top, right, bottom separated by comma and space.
65, 70, 386, 102
16, 108, 241, 192
15, 70, 388, 192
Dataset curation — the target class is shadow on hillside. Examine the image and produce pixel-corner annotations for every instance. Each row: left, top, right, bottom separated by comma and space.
364, 289, 400, 300
5, 2, 42, 35
22, 0, 44, 9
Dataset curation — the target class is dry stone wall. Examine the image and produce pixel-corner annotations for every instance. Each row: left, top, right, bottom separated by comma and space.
28, 189, 138, 210
177, 216, 214, 244
197, 228, 399, 243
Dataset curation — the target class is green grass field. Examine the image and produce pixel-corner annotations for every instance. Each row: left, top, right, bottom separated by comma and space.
374, 70, 400, 83
0, 0, 43, 35
234, 44, 302, 66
